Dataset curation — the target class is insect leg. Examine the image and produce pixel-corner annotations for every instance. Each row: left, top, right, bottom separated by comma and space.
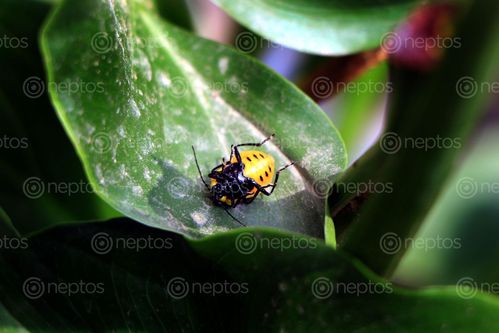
260, 162, 295, 196
233, 133, 275, 150
224, 192, 246, 226
224, 207, 246, 227
191, 146, 210, 190
229, 134, 275, 164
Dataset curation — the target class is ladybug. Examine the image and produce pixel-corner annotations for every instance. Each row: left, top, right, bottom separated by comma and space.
192, 134, 294, 226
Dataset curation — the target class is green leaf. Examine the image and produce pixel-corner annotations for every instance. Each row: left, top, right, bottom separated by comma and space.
330, 0, 499, 275
193, 229, 499, 332
0, 303, 27, 333
0, 217, 228, 331
329, 62, 389, 160
395, 128, 499, 287
211, 0, 419, 56
41, 0, 347, 238
2, 217, 499, 331
324, 200, 336, 249
0, 0, 119, 235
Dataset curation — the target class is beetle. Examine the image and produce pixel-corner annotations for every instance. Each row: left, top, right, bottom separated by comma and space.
191, 134, 294, 226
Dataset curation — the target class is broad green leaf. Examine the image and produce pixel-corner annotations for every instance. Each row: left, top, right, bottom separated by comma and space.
0, 215, 229, 331
195, 230, 499, 332
0, 0, 119, 235
41, 0, 347, 238
395, 128, 499, 287
330, 0, 499, 275
2, 216, 499, 331
211, 0, 419, 56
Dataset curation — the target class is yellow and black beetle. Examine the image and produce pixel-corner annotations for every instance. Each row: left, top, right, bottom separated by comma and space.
191, 134, 294, 226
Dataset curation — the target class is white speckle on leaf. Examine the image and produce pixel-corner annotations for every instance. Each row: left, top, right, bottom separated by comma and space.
119, 164, 129, 180
140, 139, 155, 156
129, 98, 141, 118
134, 50, 152, 81
164, 124, 188, 144
132, 185, 144, 196
85, 124, 96, 135
144, 167, 152, 181
191, 211, 208, 226
59, 94, 75, 113
117, 126, 126, 138
218, 57, 229, 74
157, 71, 171, 87
95, 164, 105, 185
301, 145, 342, 179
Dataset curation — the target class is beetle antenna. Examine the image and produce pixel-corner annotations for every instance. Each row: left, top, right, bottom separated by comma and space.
191, 146, 210, 190
278, 161, 295, 172
224, 208, 246, 227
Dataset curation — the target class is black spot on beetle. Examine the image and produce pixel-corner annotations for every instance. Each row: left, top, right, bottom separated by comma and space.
265, 171, 269, 177
253, 154, 259, 159
246, 157, 252, 162
259, 176, 263, 182
259, 153, 265, 158
269, 166, 272, 172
